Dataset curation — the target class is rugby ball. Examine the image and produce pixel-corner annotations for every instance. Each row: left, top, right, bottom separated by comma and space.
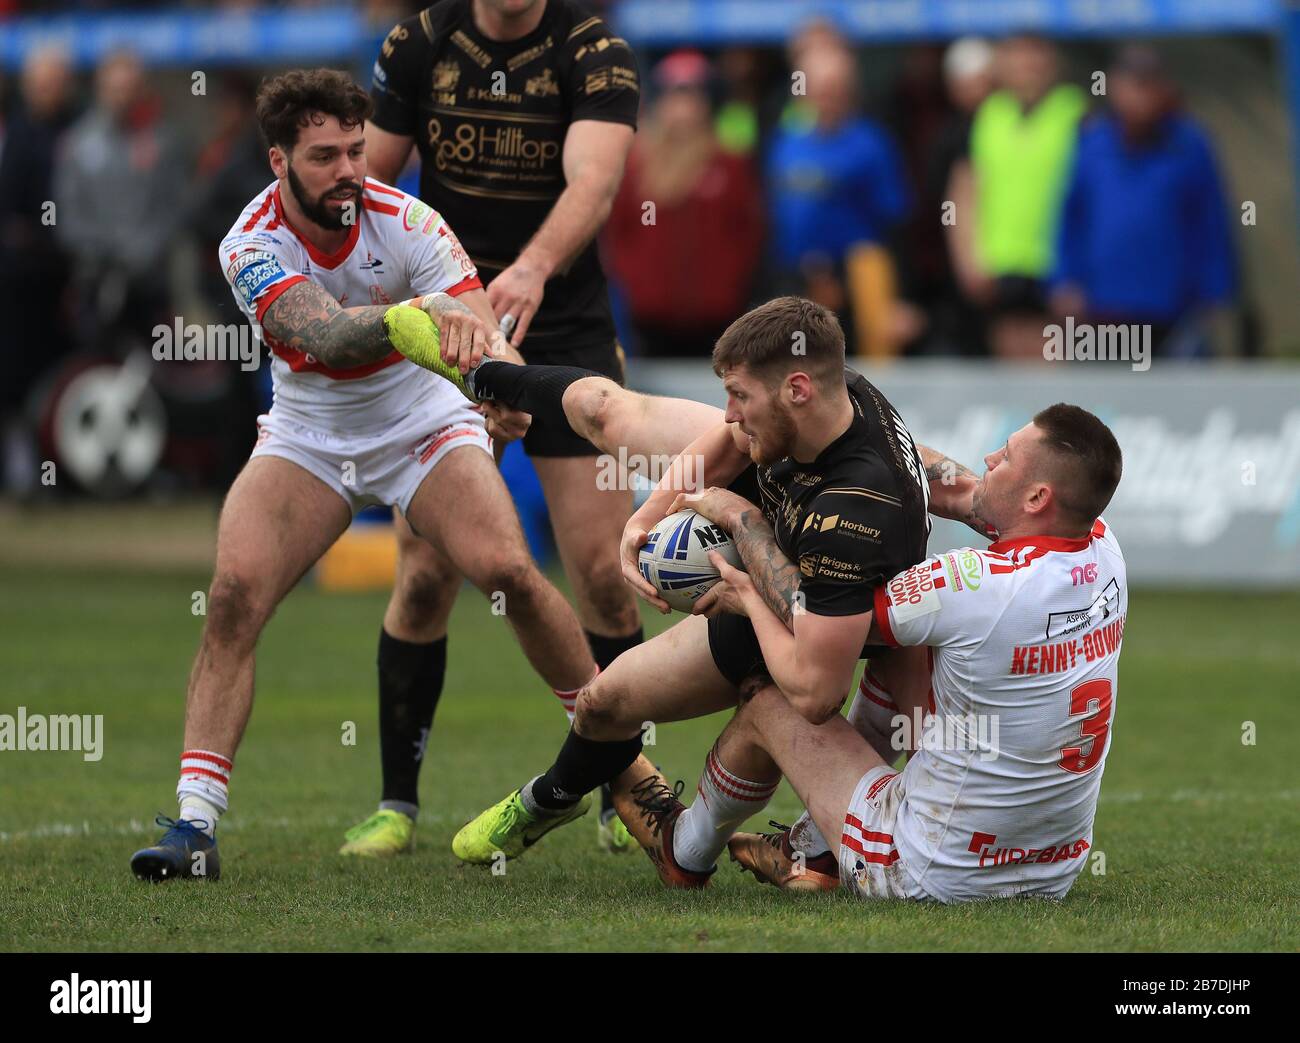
638, 509, 743, 613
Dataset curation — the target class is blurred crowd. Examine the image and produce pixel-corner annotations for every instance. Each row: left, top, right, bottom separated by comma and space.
0, 11, 1252, 496
610, 24, 1240, 363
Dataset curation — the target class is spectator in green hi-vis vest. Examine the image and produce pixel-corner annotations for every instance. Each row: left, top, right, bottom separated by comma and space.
964, 35, 1087, 358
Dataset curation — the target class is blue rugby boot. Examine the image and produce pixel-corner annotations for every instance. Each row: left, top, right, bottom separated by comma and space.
131, 814, 221, 882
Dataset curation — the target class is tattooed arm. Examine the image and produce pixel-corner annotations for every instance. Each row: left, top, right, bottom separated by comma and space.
729, 505, 801, 628
918, 443, 998, 538
261, 280, 395, 370
666, 487, 802, 628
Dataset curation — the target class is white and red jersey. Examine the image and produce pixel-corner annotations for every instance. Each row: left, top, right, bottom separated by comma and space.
219, 178, 481, 430
871, 518, 1127, 901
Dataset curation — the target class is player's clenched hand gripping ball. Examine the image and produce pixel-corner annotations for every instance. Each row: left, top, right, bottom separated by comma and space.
637, 509, 744, 613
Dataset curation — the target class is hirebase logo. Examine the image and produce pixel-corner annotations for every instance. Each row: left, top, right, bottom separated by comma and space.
152, 318, 261, 372
50, 974, 151, 1022
891, 707, 999, 762
595, 448, 705, 493
0, 706, 103, 761
967, 830, 1090, 868
1043, 317, 1150, 372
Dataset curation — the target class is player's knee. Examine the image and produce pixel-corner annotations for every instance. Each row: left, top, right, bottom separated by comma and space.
574, 677, 627, 735
575, 555, 638, 629
205, 572, 266, 650
565, 377, 621, 442
392, 564, 457, 630
477, 552, 538, 603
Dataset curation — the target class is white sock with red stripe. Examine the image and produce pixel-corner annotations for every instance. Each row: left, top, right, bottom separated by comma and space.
176, 749, 231, 837
673, 744, 779, 873
552, 667, 599, 723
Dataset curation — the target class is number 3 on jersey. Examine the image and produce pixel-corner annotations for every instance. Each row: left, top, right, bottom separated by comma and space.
1059, 678, 1113, 774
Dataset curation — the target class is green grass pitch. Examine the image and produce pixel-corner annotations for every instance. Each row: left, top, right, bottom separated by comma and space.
1, 564, 1297, 952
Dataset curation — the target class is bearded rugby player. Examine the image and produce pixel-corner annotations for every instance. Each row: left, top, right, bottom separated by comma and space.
129, 70, 598, 881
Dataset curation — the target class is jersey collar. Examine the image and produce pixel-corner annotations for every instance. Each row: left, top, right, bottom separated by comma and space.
987, 532, 1093, 555
273, 185, 360, 270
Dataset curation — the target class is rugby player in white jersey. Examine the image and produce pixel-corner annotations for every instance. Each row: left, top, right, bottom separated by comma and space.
713, 404, 1126, 901
130, 69, 599, 882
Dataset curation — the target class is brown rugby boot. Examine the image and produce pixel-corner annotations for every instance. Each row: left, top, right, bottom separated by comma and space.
612, 769, 714, 889
728, 821, 841, 892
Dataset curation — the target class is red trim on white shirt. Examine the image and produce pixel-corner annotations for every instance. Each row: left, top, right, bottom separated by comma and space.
872, 585, 898, 647
262, 327, 405, 380
445, 273, 483, 297
987, 532, 1093, 555
273, 185, 360, 269
364, 178, 405, 198
254, 273, 307, 323
241, 191, 276, 232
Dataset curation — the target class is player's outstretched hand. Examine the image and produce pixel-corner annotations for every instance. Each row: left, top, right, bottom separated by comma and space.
486, 259, 545, 349
620, 522, 670, 614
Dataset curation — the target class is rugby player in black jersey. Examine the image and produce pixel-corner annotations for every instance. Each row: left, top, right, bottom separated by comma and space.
340, 0, 645, 857
426, 296, 991, 885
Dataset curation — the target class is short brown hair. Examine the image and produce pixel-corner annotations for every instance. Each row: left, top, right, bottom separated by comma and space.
712, 296, 845, 387
255, 68, 372, 152
1032, 403, 1123, 524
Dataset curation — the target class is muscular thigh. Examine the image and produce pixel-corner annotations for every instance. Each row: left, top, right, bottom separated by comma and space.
577, 613, 736, 734
212, 455, 351, 609
600, 392, 724, 470
745, 686, 886, 853
388, 510, 462, 640
404, 444, 533, 585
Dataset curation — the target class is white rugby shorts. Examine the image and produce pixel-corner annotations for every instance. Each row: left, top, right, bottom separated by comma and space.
250, 395, 490, 515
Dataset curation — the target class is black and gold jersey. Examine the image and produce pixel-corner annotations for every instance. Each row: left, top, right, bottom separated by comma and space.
370, 0, 639, 353
757, 369, 931, 617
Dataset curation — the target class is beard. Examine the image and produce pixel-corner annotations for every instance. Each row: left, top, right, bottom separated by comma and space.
969, 480, 1002, 539
286, 164, 361, 230
748, 399, 798, 466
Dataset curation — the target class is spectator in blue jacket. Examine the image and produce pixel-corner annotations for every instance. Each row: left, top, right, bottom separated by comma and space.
767, 42, 910, 353
1051, 46, 1236, 358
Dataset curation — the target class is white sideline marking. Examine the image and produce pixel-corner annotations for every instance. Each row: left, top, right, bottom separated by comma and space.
0, 811, 461, 843
1, 793, 1296, 843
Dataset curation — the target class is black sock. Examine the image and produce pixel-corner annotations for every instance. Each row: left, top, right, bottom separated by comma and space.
528, 729, 644, 812
585, 627, 643, 673
586, 629, 643, 816
469, 360, 596, 421
377, 630, 448, 811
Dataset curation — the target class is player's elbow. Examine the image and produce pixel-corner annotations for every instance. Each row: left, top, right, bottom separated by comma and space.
784, 681, 847, 725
